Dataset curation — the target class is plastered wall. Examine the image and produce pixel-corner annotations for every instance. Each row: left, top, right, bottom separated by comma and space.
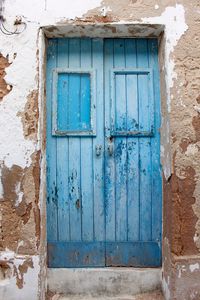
0, 1, 200, 299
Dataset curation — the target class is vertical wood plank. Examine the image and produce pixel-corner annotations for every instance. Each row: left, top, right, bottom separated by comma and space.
57, 73, 69, 131
125, 39, 140, 241
57, 39, 70, 241
68, 73, 81, 130
136, 39, 152, 241
113, 39, 127, 241
80, 73, 91, 130
148, 39, 162, 242
104, 39, 116, 241
80, 38, 94, 241
92, 39, 105, 241
68, 38, 82, 241
46, 39, 58, 241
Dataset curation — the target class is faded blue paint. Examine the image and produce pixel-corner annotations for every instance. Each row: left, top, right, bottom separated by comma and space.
57, 72, 91, 131
110, 69, 154, 136
46, 38, 162, 268
48, 241, 161, 267
52, 68, 96, 136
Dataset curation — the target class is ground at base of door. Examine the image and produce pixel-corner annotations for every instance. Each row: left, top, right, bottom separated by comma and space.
48, 290, 164, 300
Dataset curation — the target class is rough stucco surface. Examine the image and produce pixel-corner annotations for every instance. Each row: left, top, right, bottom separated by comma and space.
0, 0, 200, 299
169, 0, 200, 256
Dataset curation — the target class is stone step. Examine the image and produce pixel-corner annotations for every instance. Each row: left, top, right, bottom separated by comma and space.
48, 268, 161, 298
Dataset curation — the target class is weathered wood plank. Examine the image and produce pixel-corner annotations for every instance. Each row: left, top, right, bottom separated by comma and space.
68, 38, 82, 240
57, 39, 70, 241
113, 39, 127, 241
46, 39, 58, 241
148, 39, 162, 242
125, 39, 140, 241
80, 39, 94, 241
92, 38, 105, 241
105, 39, 116, 241
136, 39, 152, 241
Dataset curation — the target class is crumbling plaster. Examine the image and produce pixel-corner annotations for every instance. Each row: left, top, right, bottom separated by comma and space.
0, 0, 200, 299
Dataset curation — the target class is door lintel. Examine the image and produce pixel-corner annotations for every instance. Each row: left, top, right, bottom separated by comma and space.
42, 23, 164, 39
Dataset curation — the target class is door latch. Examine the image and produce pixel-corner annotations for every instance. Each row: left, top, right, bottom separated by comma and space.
107, 144, 113, 156
95, 145, 102, 156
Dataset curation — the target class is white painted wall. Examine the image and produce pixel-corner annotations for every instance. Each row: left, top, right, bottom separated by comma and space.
0, 252, 40, 300
0, 1, 188, 299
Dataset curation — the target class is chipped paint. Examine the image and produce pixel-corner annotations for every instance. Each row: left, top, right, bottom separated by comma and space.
15, 182, 24, 207
100, 6, 112, 17
0, 253, 40, 300
162, 276, 170, 300
141, 4, 188, 112
177, 264, 186, 278
189, 263, 199, 273
193, 105, 200, 114
185, 144, 199, 157
0, 167, 3, 199
18, 90, 39, 141
0, 54, 12, 101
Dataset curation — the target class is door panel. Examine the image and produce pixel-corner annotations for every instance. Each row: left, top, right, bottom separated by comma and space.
47, 39, 105, 267
104, 39, 161, 265
47, 38, 162, 268
106, 241, 161, 267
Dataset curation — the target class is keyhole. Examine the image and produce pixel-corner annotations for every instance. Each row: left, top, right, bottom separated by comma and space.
75, 199, 80, 209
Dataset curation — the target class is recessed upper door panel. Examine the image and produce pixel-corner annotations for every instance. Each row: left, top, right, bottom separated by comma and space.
110, 69, 154, 137
52, 69, 96, 136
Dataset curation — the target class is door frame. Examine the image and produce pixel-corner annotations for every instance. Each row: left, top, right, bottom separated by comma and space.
38, 22, 170, 294
46, 37, 162, 268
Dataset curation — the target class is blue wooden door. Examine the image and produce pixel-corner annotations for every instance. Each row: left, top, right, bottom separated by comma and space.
46, 38, 162, 268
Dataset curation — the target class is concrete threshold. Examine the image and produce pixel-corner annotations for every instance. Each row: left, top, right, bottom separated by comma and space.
56, 290, 164, 299
48, 268, 161, 298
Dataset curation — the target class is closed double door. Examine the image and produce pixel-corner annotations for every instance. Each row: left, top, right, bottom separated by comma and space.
46, 38, 162, 267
